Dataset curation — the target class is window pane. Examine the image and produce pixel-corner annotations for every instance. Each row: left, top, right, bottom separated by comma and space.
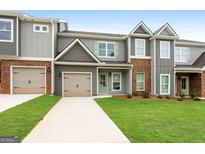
137, 82, 144, 90
137, 73, 144, 82
107, 49, 114, 57
35, 26, 40, 31
113, 74, 120, 82
162, 76, 168, 85
0, 21, 5, 30
162, 85, 168, 93
160, 42, 169, 58
113, 82, 120, 90
99, 43, 106, 49
5, 21, 11, 30
107, 43, 114, 50
161, 50, 168, 57
136, 48, 144, 56
175, 48, 180, 61
136, 40, 145, 56
0, 31, 11, 40
42, 26, 48, 31
137, 40, 144, 48
0, 21, 11, 30
99, 49, 106, 56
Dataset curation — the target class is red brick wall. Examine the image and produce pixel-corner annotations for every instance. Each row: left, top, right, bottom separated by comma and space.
0, 60, 51, 94
201, 71, 205, 97
131, 59, 151, 95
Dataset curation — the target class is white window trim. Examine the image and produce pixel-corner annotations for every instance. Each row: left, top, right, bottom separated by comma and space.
111, 72, 121, 91
0, 18, 13, 42
160, 41, 170, 59
175, 47, 190, 62
136, 72, 145, 91
135, 38, 146, 57
160, 74, 170, 95
98, 41, 116, 58
33, 24, 49, 33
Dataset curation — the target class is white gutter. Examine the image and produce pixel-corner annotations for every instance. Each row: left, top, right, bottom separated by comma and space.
150, 35, 176, 40
58, 33, 126, 40
175, 42, 205, 47
128, 33, 152, 38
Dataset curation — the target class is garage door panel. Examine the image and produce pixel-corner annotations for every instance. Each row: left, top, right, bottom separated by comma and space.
63, 73, 91, 97
12, 67, 46, 94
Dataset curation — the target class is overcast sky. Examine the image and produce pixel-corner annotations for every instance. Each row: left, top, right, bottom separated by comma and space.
22, 10, 205, 42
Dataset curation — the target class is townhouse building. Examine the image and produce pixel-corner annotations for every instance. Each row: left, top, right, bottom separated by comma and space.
0, 11, 204, 98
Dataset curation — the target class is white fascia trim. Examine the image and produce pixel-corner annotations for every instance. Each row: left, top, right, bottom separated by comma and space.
18, 57, 52, 61
58, 33, 126, 41
128, 33, 152, 38
160, 74, 171, 95
150, 35, 176, 40
55, 38, 101, 63
157, 24, 179, 38
131, 56, 151, 59
130, 21, 153, 35
175, 67, 202, 71
111, 72, 122, 92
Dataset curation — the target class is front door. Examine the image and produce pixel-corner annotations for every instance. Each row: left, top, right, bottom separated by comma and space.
181, 76, 189, 95
99, 73, 108, 94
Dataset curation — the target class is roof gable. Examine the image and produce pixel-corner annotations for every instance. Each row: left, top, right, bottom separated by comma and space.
154, 23, 179, 38
193, 52, 205, 68
55, 39, 101, 63
130, 21, 153, 35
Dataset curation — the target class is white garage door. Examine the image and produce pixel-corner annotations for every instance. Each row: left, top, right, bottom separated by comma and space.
12, 67, 46, 94
63, 73, 91, 97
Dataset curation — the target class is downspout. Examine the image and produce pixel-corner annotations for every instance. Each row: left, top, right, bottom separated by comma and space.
51, 20, 55, 94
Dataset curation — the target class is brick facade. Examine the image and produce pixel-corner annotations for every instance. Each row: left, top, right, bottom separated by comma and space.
131, 58, 151, 95
0, 60, 51, 94
176, 73, 202, 96
201, 71, 205, 97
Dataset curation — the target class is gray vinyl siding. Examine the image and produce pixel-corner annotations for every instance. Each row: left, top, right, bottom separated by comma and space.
55, 65, 97, 96
150, 39, 155, 94
57, 37, 126, 62
131, 37, 150, 56
0, 16, 17, 55
58, 43, 96, 63
156, 39, 175, 96
20, 21, 52, 58
98, 69, 128, 94
175, 45, 205, 65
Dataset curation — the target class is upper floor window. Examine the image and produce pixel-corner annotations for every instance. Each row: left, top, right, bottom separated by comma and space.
33, 24, 49, 33
0, 19, 13, 42
98, 42, 115, 57
160, 41, 170, 59
135, 39, 145, 56
175, 47, 190, 62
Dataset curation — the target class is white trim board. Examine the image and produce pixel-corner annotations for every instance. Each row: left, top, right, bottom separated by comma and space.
62, 72, 92, 97
55, 38, 101, 63
10, 65, 47, 94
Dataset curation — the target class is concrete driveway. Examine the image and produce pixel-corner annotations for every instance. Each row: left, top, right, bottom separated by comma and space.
0, 94, 41, 112
23, 97, 129, 143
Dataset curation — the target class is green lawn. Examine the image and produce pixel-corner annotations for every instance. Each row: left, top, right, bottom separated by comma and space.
95, 97, 205, 143
0, 95, 61, 141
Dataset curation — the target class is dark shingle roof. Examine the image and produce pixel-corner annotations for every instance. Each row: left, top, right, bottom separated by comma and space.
176, 39, 205, 44
193, 52, 205, 68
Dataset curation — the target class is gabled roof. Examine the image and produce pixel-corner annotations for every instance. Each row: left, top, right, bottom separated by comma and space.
55, 38, 101, 63
193, 52, 205, 68
130, 21, 153, 35
154, 23, 179, 38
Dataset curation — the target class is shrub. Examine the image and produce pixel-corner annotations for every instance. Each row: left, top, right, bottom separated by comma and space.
157, 95, 163, 99
191, 91, 198, 99
132, 92, 137, 96
127, 94, 132, 99
142, 91, 150, 98
193, 97, 201, 101
165, 95, 171, 99
180, 92, 185, 99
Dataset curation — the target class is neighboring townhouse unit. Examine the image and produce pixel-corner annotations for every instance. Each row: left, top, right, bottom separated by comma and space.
0, 11, 205, 98
54, 31, 132, 97
0, 11, 67, 94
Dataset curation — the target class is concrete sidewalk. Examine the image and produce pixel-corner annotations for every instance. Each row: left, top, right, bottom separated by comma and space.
23, 97, 129, 143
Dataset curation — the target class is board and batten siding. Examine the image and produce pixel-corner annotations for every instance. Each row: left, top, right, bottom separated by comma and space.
55, 65, 97, 96
175, 45, 205, 65
155, 39, 175, 96
0, 15, 17, 56
20, 21, 52, 58
130, 37, 150, 56
57, 36, 126, 62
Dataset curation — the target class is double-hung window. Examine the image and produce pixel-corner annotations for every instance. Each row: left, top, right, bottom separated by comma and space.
98, 42, 115, 57
112, 72, 121, 91
0, 19, 13, 42
160, 74, 170, 95
136, 73, 145, 91
175, 47, 190, 62
160, 41, 170, 59
33, 24, 49, 33
135, 39, 145, 56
